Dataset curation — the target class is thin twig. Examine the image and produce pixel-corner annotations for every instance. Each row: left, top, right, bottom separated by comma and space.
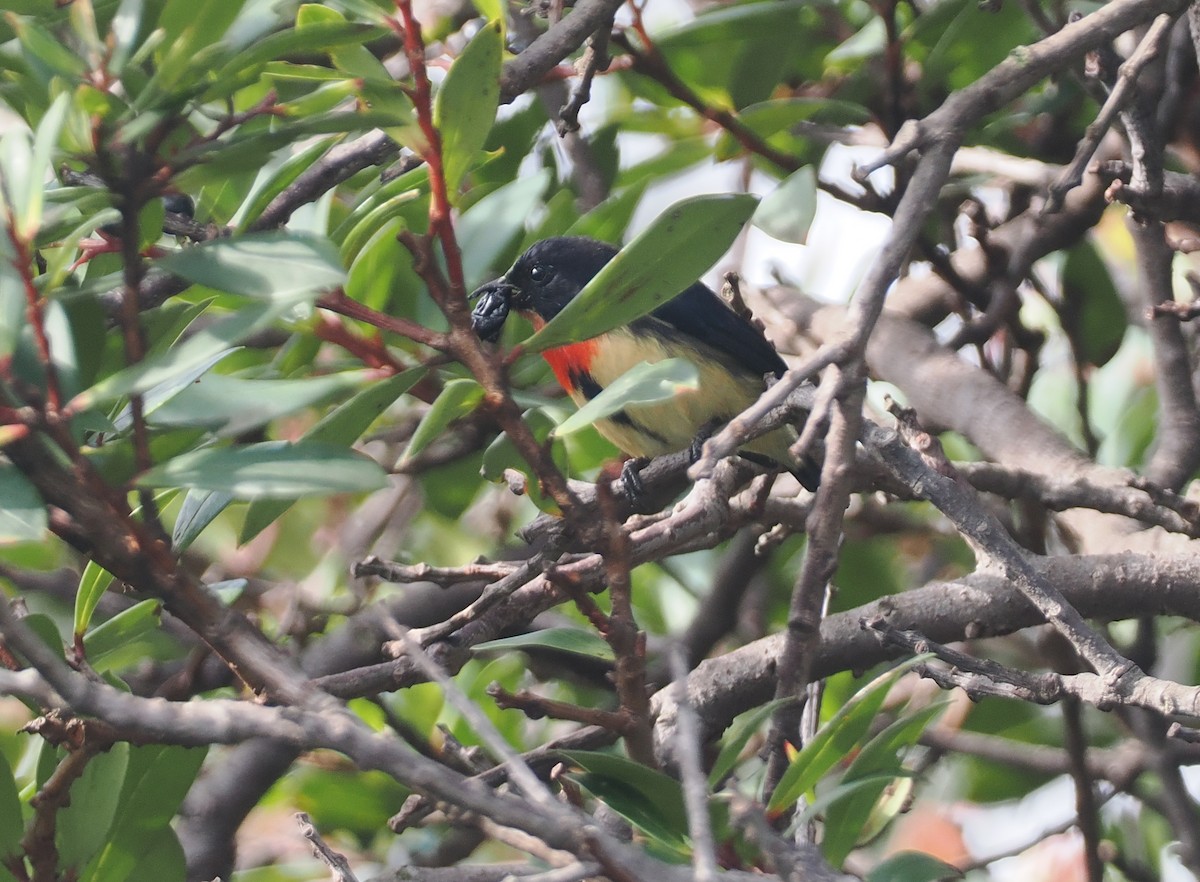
1045, 13, 1176, 213
667, 645, 717, 882
386, 629, 557, 808
296, 812, 360, 882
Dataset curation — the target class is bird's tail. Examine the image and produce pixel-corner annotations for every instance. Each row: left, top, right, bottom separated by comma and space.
740, 425, 821, 491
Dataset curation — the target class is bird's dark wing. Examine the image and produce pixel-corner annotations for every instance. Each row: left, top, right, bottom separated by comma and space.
640, 281, 787, 379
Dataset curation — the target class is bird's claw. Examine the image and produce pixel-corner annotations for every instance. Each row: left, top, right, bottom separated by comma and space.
619, 457, 650, 507
688, 419, 722, 463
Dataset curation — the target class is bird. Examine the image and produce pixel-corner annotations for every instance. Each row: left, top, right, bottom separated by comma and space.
470, 236, 819, 491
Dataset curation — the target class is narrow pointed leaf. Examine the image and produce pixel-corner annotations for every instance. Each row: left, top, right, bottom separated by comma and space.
768, 656, 929, 815
402, 378, 484, 464
239, 368, 424, 543
708, 697, 795, 789
866, 851, 963, 882
136, 441, 388, 500
434, 19, 502, 194
0, 464, 46, 542
154, 231, 344, 300
526, 193, 758, 352
55, 743, 129, 875
146, 370, 368, 436
473, 628, 614, 661
82, 600, 163, 669
74, 560, 116, 639
553, 358, 699, 437
752, 165, 817, 244
0, 751, 21, 861
172, 489, 234, 552
71, 301, 290, 410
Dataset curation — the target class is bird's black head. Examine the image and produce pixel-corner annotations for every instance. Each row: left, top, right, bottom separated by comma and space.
470, 237, 618, 340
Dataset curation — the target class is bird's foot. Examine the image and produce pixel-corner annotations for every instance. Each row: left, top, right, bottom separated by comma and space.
66, 232, 122, 273
688, 419, 723, 464
619, 457, 650, 506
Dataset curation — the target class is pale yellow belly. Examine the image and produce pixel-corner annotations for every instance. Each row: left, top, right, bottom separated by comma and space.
570, 327, 796, 465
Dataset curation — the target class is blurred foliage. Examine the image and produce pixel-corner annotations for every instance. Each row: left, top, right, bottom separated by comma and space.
0, 0, 1177, 880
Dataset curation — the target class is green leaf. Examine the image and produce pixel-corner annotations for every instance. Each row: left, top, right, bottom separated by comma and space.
22, 91, 71, 239
822, 701, 950, 866
239, 368, 424, 543
136, 441, 389, 500
752, 166, 817, 245
172, 490, 233, 552
0, 259, 23, 361
71, 301, 293, 410
20, 614, 64, 663
146, 370, 369, 437
472, 0, 502, 20
209, 18, 385, 88
344, 218, 421, 313
564, 181, 649, 244
402, 378, 484, 464
74, 560, 116, 639
0, 750, 22, 861
708, 697, 795, 789
826, 16, 887, 66
0, 131, 31, 230
56, 743, 130, 873
339, 183, 425, 263
479, 408, 563, 514
295, 5, 393, 83
768, 656, 928, 815
154, 231, 345, 300
866, 852, 964, 882
0, 464, 47, 542
82, 600, 163, 668
553, 359, 699, 437
713, 99, 869, 162
234, 137, 337, 232
108, 0, 145, 76
434, 19, 503, 194
457, 169, 551, 288
110, 347, 240, 434
526, 193, 759, 352
125, 828, 185, 882
654, 1, 812, 109
794, 772, 909, 830
136, 199, 165, 251
473, 628, 614, 661
1062, 239, 1125, 368
564, 751, 689, 854
9, 16, 86, 80
82, 744, 207, 882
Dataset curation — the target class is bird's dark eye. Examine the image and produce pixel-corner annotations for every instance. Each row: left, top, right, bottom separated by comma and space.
529, 263, 553, 285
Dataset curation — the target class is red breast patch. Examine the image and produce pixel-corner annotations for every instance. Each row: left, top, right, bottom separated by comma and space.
522, 310, 600, 394
543, 340, 599, 393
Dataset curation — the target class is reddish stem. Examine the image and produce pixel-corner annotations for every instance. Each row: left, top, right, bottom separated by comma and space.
391, 1, 466, 301
316, 289, 448, 350
5, 216, 62, 412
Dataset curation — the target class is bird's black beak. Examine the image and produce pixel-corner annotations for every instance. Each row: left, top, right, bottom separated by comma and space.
470, 278, 515, 342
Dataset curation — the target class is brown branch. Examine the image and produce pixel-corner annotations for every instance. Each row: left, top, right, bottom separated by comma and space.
21, 727, 104, 882
489, 685, 627, 732
498, 0, 627, 103
859, 0, 1190, 176
316, 289, 447, 352
611, 32, 801, 173
1046, 13, 1177, 213
1134, 222, 1200, 489
596, 465, 654, 767
763, 367, 862, 803
296, 812, 360, 882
